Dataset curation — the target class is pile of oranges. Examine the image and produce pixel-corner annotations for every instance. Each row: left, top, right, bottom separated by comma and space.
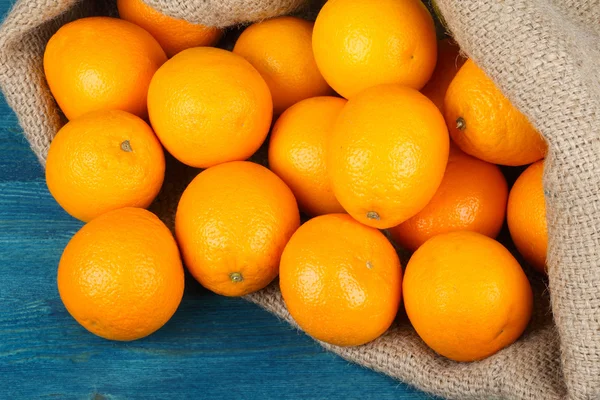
43, 0, 549, 363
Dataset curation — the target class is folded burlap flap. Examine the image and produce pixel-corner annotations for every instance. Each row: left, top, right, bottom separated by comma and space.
0, 1, 598, 399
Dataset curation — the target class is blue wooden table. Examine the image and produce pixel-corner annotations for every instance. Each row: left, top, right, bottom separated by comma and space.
0, 2, 432, 398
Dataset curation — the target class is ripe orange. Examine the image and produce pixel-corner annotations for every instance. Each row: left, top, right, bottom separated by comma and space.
312, 0, 437, 99
328, 84, 449, 229
404, 231, 533, 362
268, 96, 346, 217
279, 213, 402, 347
44, 17, 166, 120
175, 161, 300, 296
45, 110, 165, 222
507, 160, 548, 273
233, 17, 332, 115
117, 0, 223, 58
58, 207, 185, 341
389, 146, 508, 251
147, 47, 272, 168
420, 39, 467, 111
444, 59, 547, 166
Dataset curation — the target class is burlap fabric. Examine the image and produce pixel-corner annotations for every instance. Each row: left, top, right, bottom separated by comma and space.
1, 1, 598, 399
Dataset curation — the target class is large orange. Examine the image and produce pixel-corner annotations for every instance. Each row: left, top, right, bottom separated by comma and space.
420, 38, 467, 111
328, 84, 449, 229
404, 231, 533, 362
312, 0, 437, 99
268, 96, 346, 217
175, 161, 300, 296
389, 146, 508, 251
444, 59, 547, 166
147, 47, 272, 168
45, 110, 165, 222
279, 214, 402, 347
58, 207, 184, 341
117, 0, 223, 58
507, 160, 548, 273
233, 17, 332, 115
44, 17, 167, 120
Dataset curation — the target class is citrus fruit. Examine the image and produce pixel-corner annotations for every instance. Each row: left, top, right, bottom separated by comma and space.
507, 160, 548, 273
44, 17, 166, 120
328, 84, 449, 229
312, 0, 437, 99
389, 146, 508, 251
420, 38, 466, 111
444, 59, 547, 166
268, 96, 346, 216
175, 161, 300, 296
147, 47, 272, 168
279, 213, 402, 347
58, 207, 184, 341
45, 110, 165, 222
117, 0, 223, 58
233, 16, 332, 115
403, 231, 533, 362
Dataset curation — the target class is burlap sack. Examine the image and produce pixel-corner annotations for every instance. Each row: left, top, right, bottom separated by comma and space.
1, 1, 598, 399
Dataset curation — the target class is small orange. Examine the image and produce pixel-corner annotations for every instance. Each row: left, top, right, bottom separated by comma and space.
268, 96, 346, 216
404, 231, 533, 362
233, 16, 332, 115
507, 160, 548, 273
420, 39, 467, 111
444, 59, 547, 166
312, 0, 437, 99
58, 207, 185, 341
147, 47, 272, 168
44, 17, 166, 120
328, 84, 449, 229
389, 146, 508, 252
45, 110, 165, 222
279, 213, 402, 347
117, 0, 223, 58
175, 161, 300, 296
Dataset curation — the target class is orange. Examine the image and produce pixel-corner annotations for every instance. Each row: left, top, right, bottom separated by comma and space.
233, 16, 332, 115
117, 0, 223, 58
268, 96, 346, 217
45, 110, 165, 222
328, 84, 449, 229
279, 214, 402, 347
44, 17, 166, 120
389, 146, 508, 252
175, 161, 300, 296
403, 231, 533, 362
444, 59, 547, 166
147, 47, 272, 168
58, 207, 185, 341
507, 160, 548, 273
420, 39, 467, 111
312, 0, 437, 99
